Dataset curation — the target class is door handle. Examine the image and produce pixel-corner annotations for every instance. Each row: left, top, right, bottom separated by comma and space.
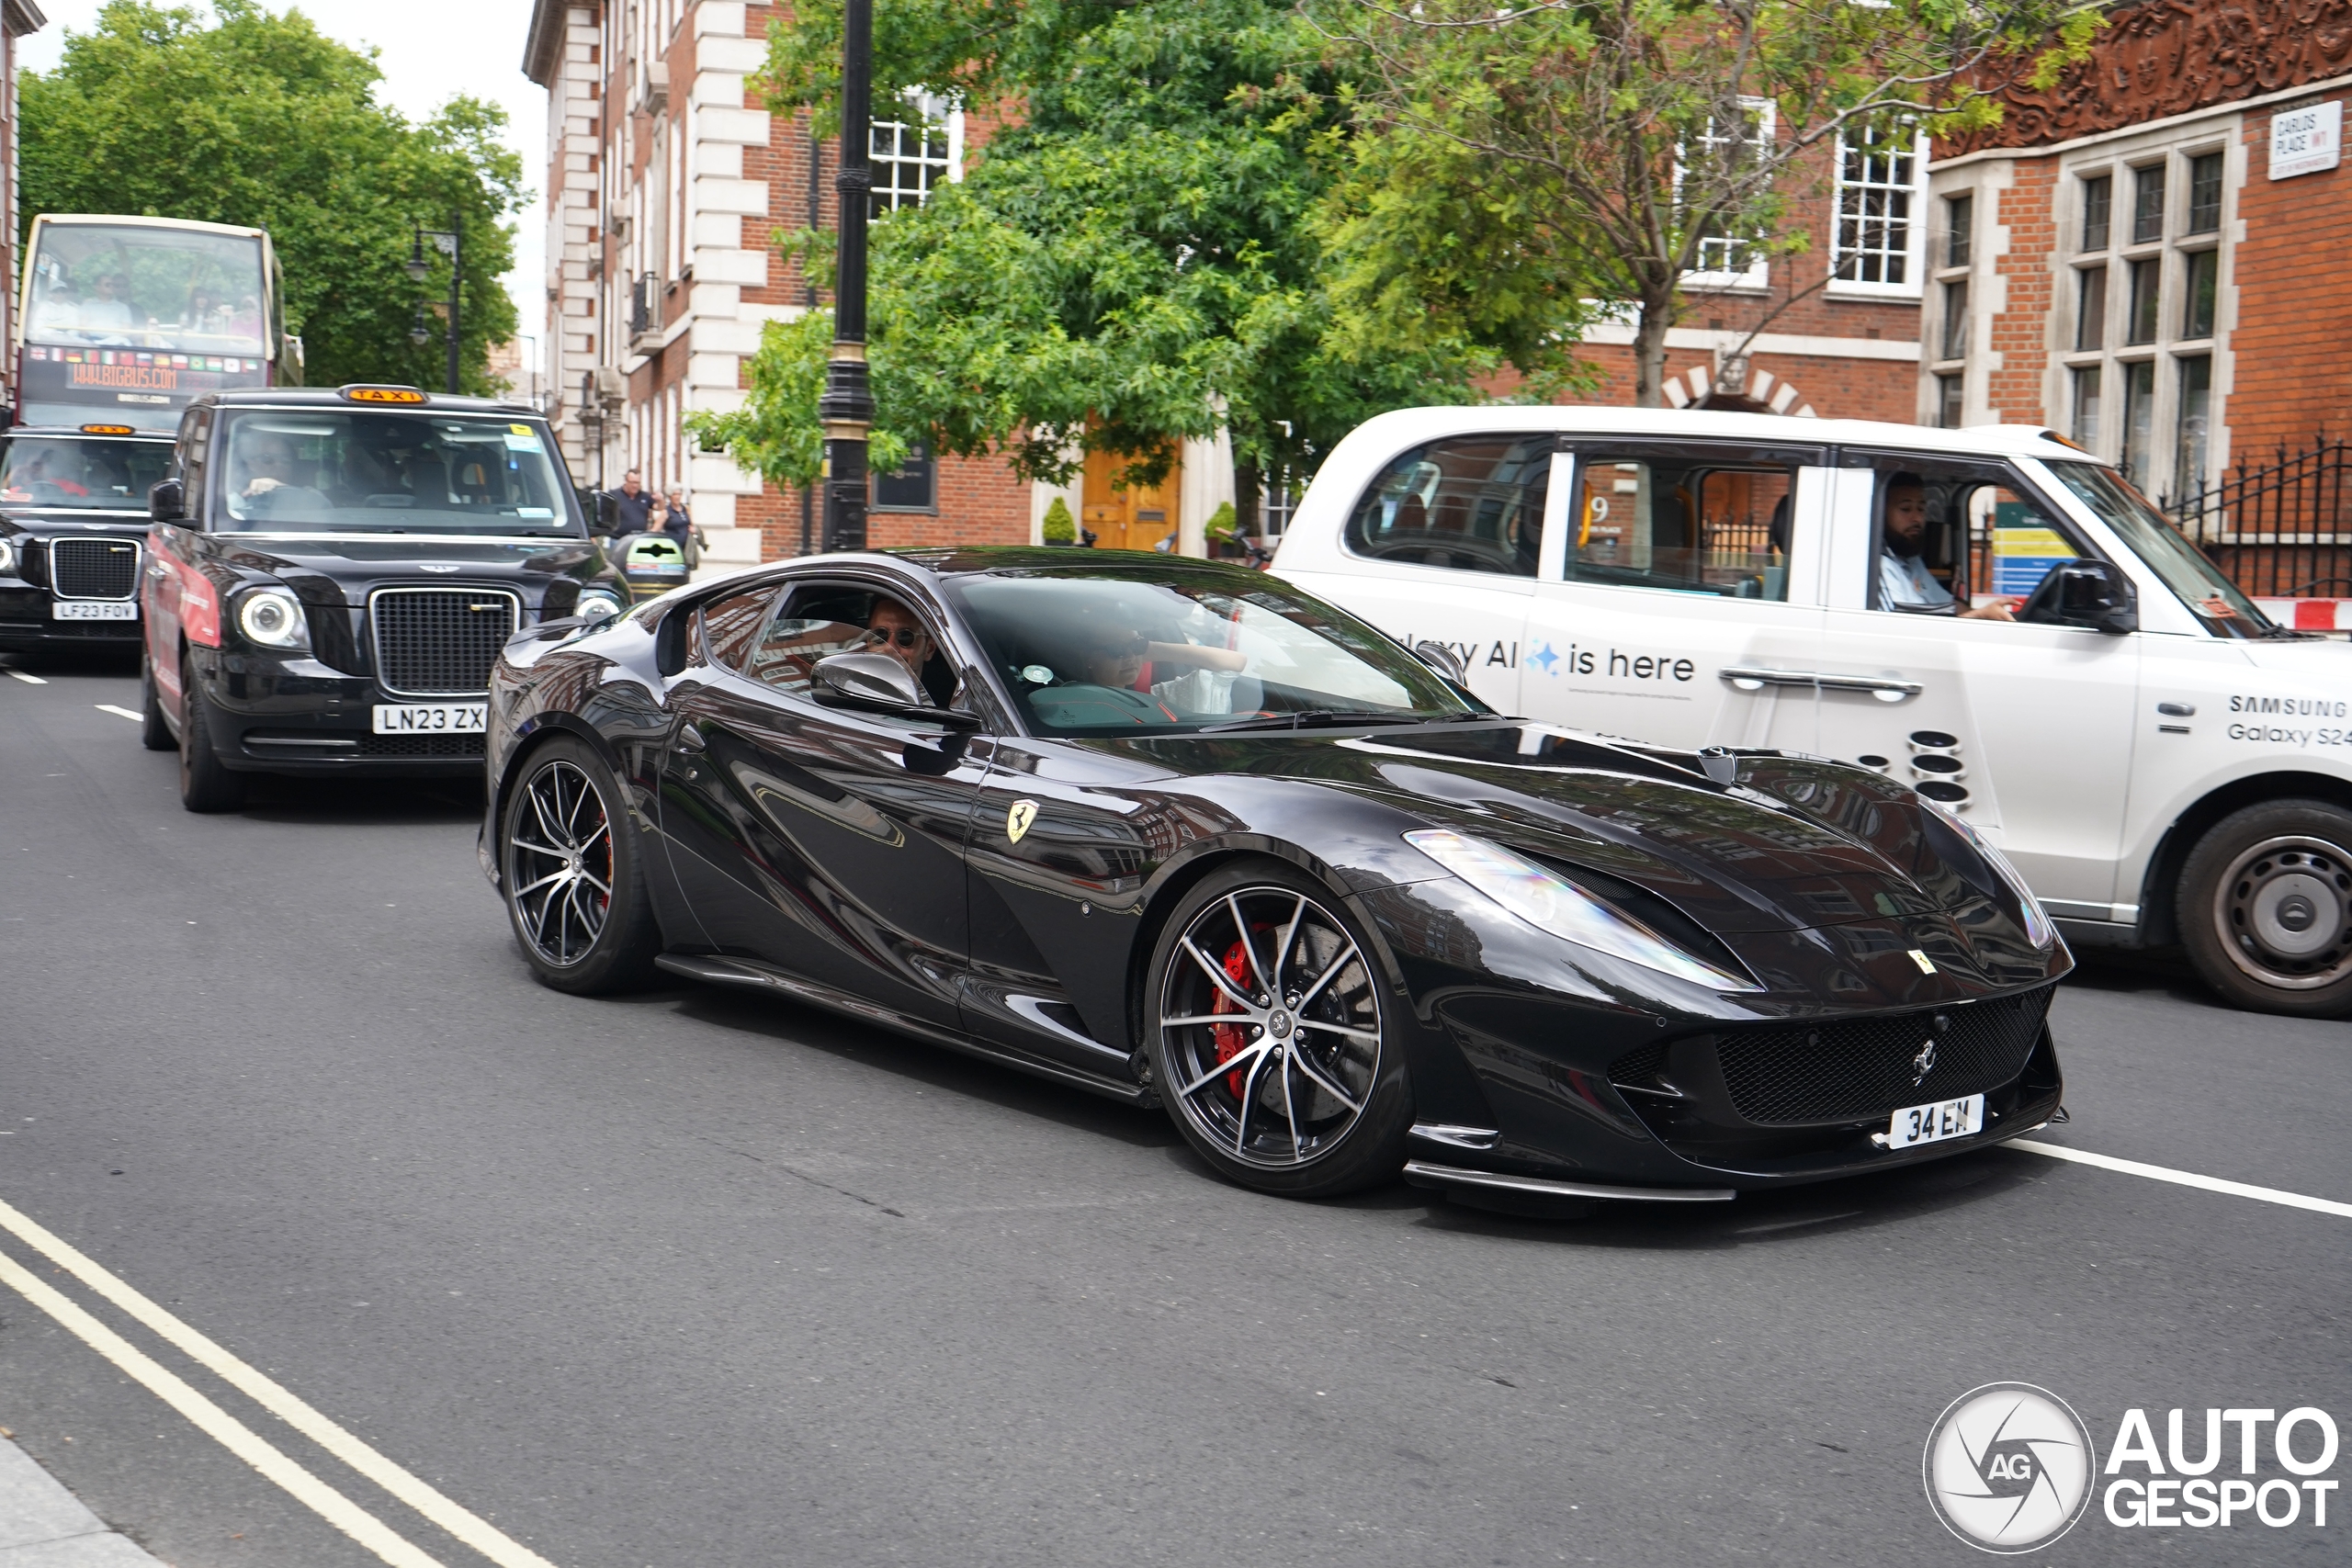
673, 721, 707, 754
1720, 666, 1921, 703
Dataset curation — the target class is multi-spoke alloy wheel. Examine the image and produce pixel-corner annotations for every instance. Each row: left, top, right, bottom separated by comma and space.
1150, 868, 1408, 1193
2181, 799, 2352, 1017
507, 759, 614, 965
499, 739, 660, 993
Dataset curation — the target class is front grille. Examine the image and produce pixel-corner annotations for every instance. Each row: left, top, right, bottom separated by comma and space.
1616, 987, 2052, 1126
357, 733, 485, 759
369, 588, 517, 696
51, 537, 141, 599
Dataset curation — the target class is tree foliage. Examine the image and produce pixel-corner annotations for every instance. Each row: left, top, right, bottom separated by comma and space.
21, 1, 526, 392
1317, 0, 2104, 404
699, 0, 1490, 502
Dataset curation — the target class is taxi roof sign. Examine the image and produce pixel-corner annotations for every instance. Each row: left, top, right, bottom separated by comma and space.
341, 385, 429, 405
79, 423, 137, 435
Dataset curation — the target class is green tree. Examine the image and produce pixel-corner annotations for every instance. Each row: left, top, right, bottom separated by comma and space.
1318, 0, 2102, 405
20, 1, 526, 392
698, 0, 1489, 519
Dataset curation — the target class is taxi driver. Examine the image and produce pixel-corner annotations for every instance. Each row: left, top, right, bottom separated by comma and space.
1879, 474, 2014, 622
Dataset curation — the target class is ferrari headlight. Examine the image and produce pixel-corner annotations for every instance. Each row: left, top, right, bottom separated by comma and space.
574, 588, 624, 624
237, 586, 309, 650
1407, 828, 1763, 992
1923, 799, 2056, 949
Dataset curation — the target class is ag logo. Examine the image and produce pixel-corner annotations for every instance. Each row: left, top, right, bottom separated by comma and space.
1924, 1382, 2095, 1552
1005, 798, 1039, 844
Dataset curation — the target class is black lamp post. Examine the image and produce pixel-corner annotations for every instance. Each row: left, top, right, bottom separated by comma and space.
405, 211, 464, 395
817, 0, 875, 552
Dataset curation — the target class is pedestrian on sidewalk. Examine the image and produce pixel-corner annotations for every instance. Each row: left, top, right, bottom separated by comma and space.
662, 483, 706, 568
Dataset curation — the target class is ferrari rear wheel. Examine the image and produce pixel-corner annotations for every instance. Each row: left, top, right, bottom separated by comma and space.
500, 737, 661, 994
1146, 862, 1409, 1197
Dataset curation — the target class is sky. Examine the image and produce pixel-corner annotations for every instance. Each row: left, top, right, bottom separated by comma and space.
18, 1, 550, 380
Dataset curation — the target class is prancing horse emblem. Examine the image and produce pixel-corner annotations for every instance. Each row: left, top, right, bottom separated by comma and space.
1911, 1039, 1939, 1084
1006, 799, 1039, 843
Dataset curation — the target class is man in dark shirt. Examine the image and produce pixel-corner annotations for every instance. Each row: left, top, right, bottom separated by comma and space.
605, 468, 652, 535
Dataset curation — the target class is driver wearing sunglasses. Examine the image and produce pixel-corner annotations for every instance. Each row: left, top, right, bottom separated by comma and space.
865, 597, 940, 702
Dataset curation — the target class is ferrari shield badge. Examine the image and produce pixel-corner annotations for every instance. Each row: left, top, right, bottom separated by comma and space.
1006, 799, 1039, 843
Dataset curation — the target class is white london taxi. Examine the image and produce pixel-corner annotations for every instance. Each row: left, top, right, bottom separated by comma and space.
1273, 405, 2352, 1017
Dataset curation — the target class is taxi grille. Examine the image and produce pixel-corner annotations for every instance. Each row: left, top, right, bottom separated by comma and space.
1613, 987, 2052, 1127
369, 588, 517, 696
51, 537, 141, 600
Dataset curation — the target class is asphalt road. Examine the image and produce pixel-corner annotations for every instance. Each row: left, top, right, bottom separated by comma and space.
0, 649, 2346, 1568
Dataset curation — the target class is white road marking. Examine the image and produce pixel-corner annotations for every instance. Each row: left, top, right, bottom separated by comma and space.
2012, 1139, 2352, 1219
6, 670, 45, 684
0, 1248, 447, 1568
0, 1195, 561, 1568
96, 704, 142, 721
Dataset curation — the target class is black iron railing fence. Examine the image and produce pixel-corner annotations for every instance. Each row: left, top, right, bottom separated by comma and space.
2165, 440, 2352, 599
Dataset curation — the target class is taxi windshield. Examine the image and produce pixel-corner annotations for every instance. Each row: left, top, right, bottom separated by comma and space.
943, 565, 1484, 738
26, 223, 268, 357
212, 410, 582, 536
0, 434, 175, 512
2041, 461, 2275, 637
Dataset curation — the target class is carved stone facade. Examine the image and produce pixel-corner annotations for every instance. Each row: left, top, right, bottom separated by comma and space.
1949, 0, 2352, 154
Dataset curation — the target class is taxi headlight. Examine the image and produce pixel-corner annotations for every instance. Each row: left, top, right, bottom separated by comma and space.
1924, 800, 2057, 949
574, 588, 624, 625
237, 587, 310, 650
0, 538, 14, 575
1406, 828, 1763, 992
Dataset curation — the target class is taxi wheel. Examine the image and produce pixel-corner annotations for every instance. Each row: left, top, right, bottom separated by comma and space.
138, 653, 174, 751
1144, 860, 1412, 1198
176, 655, 244, 813
2179, 799, 2352, 1017
499, 737, 660, 994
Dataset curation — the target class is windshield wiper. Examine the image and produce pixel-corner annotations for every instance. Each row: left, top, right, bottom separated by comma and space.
1199, 709, 1432, 732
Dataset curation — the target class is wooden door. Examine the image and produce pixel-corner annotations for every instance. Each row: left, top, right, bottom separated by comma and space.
1080, 446, 1181, 552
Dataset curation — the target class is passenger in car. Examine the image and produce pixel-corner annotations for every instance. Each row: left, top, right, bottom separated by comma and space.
1879, 474, 2014, 621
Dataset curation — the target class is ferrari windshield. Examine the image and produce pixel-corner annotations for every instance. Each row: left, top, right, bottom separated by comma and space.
210, 409, 582, 536
0, 434, 175, 512
943, 565, 1484, 737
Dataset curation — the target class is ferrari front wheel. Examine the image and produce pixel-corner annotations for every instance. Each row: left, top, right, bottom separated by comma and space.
1146, 862, 1410, 1198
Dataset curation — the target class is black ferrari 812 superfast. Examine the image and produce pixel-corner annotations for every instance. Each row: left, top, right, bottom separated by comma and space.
480, 548, 2066, 1207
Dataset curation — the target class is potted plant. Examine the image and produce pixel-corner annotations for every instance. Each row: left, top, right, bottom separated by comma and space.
1041, 496, 1078, 546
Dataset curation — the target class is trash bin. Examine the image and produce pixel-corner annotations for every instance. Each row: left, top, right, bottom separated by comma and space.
616, 532, 690, 603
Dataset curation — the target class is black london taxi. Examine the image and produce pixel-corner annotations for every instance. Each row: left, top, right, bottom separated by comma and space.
140, 384, 627, 810
0, 423, 176, 659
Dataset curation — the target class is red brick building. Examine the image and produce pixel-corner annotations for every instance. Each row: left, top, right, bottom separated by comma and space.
1928, 0, 2352, 504
1566, 128, 1930, 424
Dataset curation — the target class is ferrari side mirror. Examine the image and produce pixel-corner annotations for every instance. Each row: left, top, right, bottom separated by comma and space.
1412, 640, 1467, 682
812, 651, 980, 730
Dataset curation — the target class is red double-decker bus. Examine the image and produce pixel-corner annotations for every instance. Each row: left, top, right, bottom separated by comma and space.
12, 215, 300, 430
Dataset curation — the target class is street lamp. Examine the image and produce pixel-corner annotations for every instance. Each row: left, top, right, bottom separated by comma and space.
404, 213, 465, 395
818, 0, 875, 552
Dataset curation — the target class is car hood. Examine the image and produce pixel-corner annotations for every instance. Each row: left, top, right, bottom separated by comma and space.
1104, 720, 2017, 939
194, 532, 610, 604
0, 507, 154, 538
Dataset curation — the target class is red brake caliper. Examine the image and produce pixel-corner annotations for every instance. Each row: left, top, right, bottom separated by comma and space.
1209, 937, 1258, 1098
